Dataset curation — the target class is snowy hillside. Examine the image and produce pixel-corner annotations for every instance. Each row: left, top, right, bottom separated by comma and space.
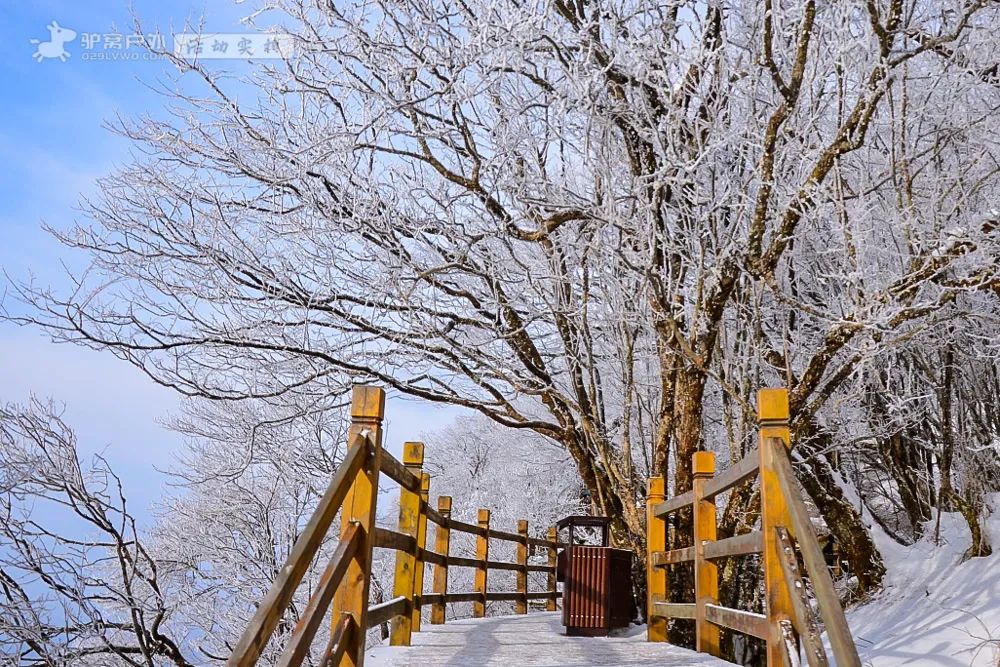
844, 498, 1000, 666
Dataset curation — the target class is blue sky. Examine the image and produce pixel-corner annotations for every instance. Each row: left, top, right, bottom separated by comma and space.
0, 0, 459, 521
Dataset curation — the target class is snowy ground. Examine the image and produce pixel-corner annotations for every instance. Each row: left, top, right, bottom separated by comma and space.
365, 612, 730, 667
843, 500, 1000, 666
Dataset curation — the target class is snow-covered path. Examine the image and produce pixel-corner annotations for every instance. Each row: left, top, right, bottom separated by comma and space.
365, 612, 732, 667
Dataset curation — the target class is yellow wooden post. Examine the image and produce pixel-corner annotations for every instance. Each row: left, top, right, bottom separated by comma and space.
546, 526, 558, 612
693, 452, 720, 656
430, 496, 452, 625
516, 520, 529, 614
411, 472, 430, 632
389, 442, 423, 646
332, 385, 385, 667
758, 387, 797, 665
646, 477, 667, 642
473, 509, 490, 618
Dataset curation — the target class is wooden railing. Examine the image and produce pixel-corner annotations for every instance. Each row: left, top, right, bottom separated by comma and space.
646, 388, 862, 667
226, 386, 562, 667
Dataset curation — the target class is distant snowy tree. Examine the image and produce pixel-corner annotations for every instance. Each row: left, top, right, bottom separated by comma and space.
420, 414, 582, 619
153, 398, 351, 664
0, 400, 193, 666
0, 394, 381, 665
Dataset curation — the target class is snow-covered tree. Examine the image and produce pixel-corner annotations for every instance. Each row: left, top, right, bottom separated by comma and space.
8, 0, 1000, 608
420, 414, 582, 619
0, 400, 193, 666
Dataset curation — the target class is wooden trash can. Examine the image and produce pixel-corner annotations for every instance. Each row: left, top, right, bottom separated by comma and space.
556, 516, 634, 636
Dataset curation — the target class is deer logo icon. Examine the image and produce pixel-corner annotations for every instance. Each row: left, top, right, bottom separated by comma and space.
31, 21, 77, 62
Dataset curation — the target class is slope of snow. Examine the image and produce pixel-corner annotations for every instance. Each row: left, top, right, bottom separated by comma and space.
844, 497, 1000, 666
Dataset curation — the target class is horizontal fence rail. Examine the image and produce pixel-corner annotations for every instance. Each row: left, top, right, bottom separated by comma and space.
646, 387, 862, 667
227, 386, 563, 667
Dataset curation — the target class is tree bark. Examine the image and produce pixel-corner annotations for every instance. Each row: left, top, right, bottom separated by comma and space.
794, 429, 886, 597
664, 365, 708, 646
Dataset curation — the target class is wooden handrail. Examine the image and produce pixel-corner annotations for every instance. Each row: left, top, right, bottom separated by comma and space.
368, 596, 408, 629
229, 383, 862, 667
419, 554, 553, 571
319, 614, 353, 667
425, 504, 448, 527
486, 559, 522, 571
769, 437, 861, 667
276, 524, 362, 667
442, 591, 482, 603
419, 548, 447, 567
379, 449, 422, 492
487, 527, 523, 543
228, 385, 562, 667
705, 605, 768, 640
227, 434, 369, 667
652, 547, 695, 566
775, 526, 829, 667
431, 591, 564, 604
374, 526, 417, 553
646, 387, 862, 667
652, 601, 696, 619
448, 517, 488, 537
653, 489, 694, 517
417, 593, 445, 606
424, 505, 561, 548
702, 531, 763, 560
445, 555, 482, 569
702, 449, 759, 499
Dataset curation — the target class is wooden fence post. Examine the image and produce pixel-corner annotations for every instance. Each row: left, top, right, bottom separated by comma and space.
411, 472, 430, 633
546, 526, 558, 612
516, 520, 529, 614
758, 387, 796, 666
389, 443, 423, 646
692, 452, 720, 656
430, 496, 452, 625
646, 477, 667, 642
332, 385, 385, 667
473, 509, 491, 618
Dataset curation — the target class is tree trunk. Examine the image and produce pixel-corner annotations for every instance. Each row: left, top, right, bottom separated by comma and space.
941, 487, 993, 560
665, 365, 707, 647
882, 431, 933, 538
795, 434, 886, 597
